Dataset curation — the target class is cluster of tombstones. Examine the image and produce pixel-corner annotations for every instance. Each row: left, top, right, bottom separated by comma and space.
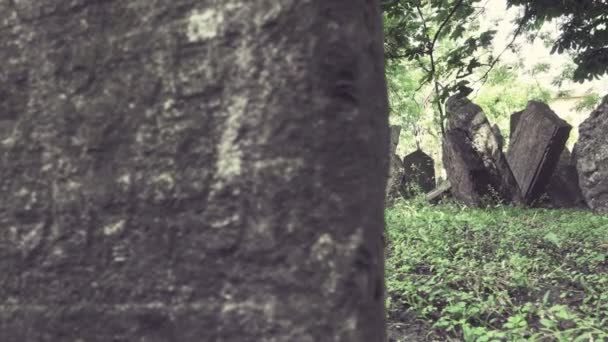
387, 94, 608, 213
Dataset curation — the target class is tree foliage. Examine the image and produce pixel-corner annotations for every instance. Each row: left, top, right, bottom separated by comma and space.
383, 0, 500, 134
506, 0, 608, 81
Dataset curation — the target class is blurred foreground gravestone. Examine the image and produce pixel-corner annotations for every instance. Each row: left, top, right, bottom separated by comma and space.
574, 95, 608, 213
507, 101, 571, 205
442, 95, 522, 207
401, 149, 435, 198
0, 1, 388, 341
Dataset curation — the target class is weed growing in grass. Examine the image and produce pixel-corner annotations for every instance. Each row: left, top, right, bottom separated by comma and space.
385, 200, 608, 341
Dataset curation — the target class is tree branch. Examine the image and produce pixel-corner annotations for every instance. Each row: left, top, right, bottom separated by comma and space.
476, 10, 530, 85
431, 0, 466, 50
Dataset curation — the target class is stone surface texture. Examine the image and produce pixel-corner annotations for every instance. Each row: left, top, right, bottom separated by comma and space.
0, 1, 388, 341
544, 149, 587, 209
575, 95, 608, 213
442, 95, 522, 207
386, 154, 405, 206
507, 101, 572, 205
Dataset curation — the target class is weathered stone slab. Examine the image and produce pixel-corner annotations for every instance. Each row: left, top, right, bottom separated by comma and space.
442, 95, 522, 207
386, 153, 405, 206
507, 101, 572, 205
574, 95, 608, 213
401, 149, 436, 198
426, 181, 452, 204
543, 149, 587, 208
0, 1, 388, 341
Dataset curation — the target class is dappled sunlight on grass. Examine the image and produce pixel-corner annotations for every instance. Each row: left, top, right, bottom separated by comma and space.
385, 199, 608, 341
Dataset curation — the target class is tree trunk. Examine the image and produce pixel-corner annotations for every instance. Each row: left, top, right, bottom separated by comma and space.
0, 1, 388, 341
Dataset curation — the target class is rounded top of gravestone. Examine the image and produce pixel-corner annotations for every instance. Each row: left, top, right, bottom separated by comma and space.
403, 149, 434, 163
445, 94, 486, 131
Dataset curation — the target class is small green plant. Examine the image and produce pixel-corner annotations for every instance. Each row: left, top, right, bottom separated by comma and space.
385, 203, 608, 341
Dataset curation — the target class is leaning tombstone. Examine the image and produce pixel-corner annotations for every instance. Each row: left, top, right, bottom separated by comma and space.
507, 101, 572, 205
401, 149, 436, 198
386, 153, 406, 206
442, 95, 522, 207
0, 1, 388, 341
574, 95, 608, 213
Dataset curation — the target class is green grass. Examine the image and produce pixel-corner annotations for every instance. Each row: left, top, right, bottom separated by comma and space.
385, 199, 608, 342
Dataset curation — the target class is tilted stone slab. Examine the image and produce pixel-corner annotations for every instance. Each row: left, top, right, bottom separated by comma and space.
401, 149, 436, 198
442, 95, 522, 207
426, 181, 452, 204
507, 101, 572, 205
574, 95, 608, 213
0, 1, 388, 341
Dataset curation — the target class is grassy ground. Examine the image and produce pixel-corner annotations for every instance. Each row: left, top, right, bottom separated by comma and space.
385, 199, 608, 342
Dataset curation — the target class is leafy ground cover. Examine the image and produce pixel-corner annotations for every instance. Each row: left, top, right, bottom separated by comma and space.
385, 199, 608, 341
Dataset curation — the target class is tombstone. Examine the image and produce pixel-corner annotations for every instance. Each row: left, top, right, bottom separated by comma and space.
492, 124, 505, 152
0, 2, 387, 341
386, 154, 405, 206
574, 95, 608, 213
401, 149, 436, 198
442, 95, 522, 207
543, 149, 587, 208
507, 101, 572, 205
386, 126, 405, 206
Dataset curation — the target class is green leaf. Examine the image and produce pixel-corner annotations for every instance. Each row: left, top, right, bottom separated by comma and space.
544, 232, 562, 248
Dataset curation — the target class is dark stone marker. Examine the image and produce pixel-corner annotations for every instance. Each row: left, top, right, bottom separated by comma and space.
543, 149, 587, 208
0, 2, 388, 341
507, 101, 572, 205
401, 149, 436, 198
574, 95, 608, 213
442, 95, 522, 207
